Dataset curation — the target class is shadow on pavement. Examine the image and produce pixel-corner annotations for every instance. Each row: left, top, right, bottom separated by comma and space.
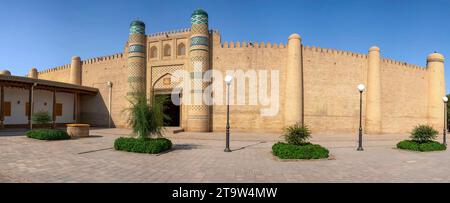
172, 144, 201, 150
71, 135, 104, 140
232, 141, 267, 152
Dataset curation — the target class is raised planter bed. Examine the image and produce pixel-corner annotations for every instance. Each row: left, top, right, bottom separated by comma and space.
66, 124, 90, 137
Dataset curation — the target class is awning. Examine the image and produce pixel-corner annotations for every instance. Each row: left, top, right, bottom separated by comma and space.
0, 75, 98, 95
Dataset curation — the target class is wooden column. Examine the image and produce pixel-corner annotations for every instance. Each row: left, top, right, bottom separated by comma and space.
0, 86, 4, 129
28, 86, 32, 129
73, 93, 79, 123
52, 89, 56, 128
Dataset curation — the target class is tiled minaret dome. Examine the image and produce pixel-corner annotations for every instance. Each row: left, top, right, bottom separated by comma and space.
187, 9, 211, 132
127, 20, 147, 96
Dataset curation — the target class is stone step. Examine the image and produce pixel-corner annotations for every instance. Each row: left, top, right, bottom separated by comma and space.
165, 127, 184, 134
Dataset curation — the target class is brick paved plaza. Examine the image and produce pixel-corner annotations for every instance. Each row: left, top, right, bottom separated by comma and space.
1, 128, 449, 183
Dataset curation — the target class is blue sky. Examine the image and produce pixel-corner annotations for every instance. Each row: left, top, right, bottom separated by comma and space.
1, 0, 449, 91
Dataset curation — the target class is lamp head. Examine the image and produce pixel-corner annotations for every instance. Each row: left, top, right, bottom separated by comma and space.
357, 84, 365, 92
443, 96, 448, 103
224, 75, 233, 85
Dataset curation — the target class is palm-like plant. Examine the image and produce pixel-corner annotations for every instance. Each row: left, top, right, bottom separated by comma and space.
283, 123, 311, 145
126, 93, 168, 139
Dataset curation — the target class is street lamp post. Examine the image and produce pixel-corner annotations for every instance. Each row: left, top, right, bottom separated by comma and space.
224, 75, 233, 152
357, 84, 365, 151
443, 96, 448, 146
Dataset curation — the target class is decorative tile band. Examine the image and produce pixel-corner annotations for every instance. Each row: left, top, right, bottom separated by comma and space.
189, 48, 208, 53
129, 45, 145, 53
191, 15, 208, 25
128, 56, 145, 59
130, 26, 145, 34
190, 36, 209, 47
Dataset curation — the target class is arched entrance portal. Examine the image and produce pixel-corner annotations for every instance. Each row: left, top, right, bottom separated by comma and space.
151, 68, 183, 127
154, 92, 180, 127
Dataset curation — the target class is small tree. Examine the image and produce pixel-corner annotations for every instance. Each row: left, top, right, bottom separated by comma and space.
283, 123, 311, 145
32, 111, 51, 125
126, 93, 168, 139
410, 124, 438, 143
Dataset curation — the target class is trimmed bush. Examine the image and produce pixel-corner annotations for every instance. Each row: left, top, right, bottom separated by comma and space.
32, 111, 51, 125
397, 140, 446, 152
26, 129, 70, 140
272, 142, 329, 159
410, 124, 439, 143
283, 123, 311, 145
114, 137, 172, 154
397, 124, 446, 152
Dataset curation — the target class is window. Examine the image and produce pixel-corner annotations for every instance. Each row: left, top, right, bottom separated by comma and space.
150, 46, 158, 58
177, 43, 186, 56
163, 44, 171, 57
55, 103, 62, 116
3, 101, 11, 117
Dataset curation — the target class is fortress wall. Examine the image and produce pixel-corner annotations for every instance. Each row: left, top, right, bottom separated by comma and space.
380, 59, 428, 133
303, 45, 429, 134
35, 35, 432, 134
147, 28, 191, 38
79, 53, 127, 127
303, 46, 369, 133
38, 64, 71, 83
212, 42, 288, 132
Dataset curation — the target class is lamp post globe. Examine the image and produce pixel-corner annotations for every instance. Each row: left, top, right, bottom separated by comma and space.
225, 75, 233, 85
224, 75, 233, 152
357, 84, 365, 92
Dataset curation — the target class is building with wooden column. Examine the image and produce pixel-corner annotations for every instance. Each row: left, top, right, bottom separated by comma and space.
0, 74, 97, 129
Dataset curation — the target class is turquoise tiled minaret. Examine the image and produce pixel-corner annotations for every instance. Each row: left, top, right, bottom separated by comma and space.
127, 20, 147, 96
187, 9, 211, 132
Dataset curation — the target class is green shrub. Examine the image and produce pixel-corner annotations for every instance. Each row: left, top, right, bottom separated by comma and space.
125, 93, 168, 138
283, 123, 311, 145
397, 140, 446, 152
272, 142, 329, 159
420, 141, 447, 151
32, 111, 51, 125
410, 124, 439, 143
114, 137, 172, 154
398, 124, 446, 152
26, 129, 70, 140
397, 140, 419, 151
